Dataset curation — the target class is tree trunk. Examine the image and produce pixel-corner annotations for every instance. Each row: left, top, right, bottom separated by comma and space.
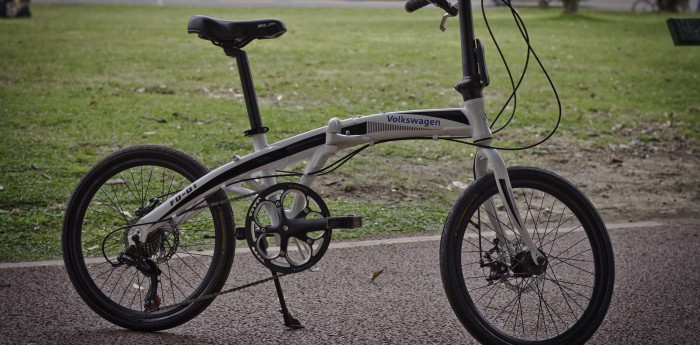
538, 0, 550, 8
564, 0, 580, 13
657, 0, 687, 11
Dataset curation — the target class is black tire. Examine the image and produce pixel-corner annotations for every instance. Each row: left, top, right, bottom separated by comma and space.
440, 167, 614, 345
62, 145, 235, 331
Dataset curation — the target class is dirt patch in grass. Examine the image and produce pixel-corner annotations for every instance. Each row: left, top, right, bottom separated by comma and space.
531, 138, 698, 222
316, 134, 699, 224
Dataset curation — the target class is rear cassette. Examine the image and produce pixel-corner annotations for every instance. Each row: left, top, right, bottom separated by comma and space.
245, 183, 332, 273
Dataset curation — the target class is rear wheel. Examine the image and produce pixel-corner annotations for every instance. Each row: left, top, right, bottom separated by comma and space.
62, 145, 235, 331
440, 167, 614, 345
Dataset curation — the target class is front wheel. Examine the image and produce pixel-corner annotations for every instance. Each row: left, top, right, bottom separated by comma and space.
440, 167, 614, 345
62, 145, 235, 331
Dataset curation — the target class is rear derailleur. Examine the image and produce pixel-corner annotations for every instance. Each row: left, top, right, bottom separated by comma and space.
107, 197, 178, 312
114, 233, 163, 312
117, 246, 161, 312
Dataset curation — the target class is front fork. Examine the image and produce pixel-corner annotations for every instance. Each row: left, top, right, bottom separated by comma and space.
463, 99, 545, 265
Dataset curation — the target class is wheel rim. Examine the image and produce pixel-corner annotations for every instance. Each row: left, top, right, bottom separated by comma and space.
457, 182, 600, 342
74, 162, 222, 315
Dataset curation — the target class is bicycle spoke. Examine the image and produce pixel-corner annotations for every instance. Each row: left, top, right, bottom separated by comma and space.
145, 166, 155, 204
547, 248, 594, 267
548, 234, 588, 259
100, 188, 129, 223
538, 217, 579, 249
455, 178, 602, 342
127, 169, 144, 208
483, 281, 505, 318
533, 191, 546, 233
536, 197, 558, 248
162, 261, 190, 299
474, 280, 501, 305
118, 269, 139, 306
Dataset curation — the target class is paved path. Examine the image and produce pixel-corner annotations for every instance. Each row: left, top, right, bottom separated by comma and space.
1, 218, 699, 344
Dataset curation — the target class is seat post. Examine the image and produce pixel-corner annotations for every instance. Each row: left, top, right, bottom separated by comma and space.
232, 49, 268, 140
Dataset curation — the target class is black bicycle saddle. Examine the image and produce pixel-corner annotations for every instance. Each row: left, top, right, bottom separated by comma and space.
188, 15, 286, 49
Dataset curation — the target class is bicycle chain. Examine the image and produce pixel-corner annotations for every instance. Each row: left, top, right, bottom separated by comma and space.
150, 188, 318, 313
149, 190, 270, 312
152, 272, 294, 313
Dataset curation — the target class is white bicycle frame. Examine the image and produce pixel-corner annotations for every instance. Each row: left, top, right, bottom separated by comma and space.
127, 97, 544, 264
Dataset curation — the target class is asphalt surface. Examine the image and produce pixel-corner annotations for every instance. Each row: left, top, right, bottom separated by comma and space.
0, 218, 699, 344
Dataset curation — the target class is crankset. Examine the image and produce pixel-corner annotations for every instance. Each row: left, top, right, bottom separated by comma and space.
245, 182, 361, 274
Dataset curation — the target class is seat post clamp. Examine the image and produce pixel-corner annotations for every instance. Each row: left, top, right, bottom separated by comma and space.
244, 127, 269, 137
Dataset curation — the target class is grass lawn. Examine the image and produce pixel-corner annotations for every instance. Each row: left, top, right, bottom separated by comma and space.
0, 4, 698, 260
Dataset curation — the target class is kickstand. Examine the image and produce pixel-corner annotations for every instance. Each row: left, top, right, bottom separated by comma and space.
271, 270, 303, 330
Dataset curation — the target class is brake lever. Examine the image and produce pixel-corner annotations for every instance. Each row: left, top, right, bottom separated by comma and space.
440, 12, 456, 32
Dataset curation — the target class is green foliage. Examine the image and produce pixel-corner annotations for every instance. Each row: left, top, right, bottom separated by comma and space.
0, 5, 698, 260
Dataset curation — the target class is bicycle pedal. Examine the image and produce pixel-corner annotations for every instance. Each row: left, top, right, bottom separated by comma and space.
326, 215, 362, 229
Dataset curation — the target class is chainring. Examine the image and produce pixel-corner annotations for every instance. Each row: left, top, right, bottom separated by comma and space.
245, 182, 332, 274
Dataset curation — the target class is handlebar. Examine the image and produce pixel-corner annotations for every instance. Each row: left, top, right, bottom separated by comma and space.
405, 0, 459, 16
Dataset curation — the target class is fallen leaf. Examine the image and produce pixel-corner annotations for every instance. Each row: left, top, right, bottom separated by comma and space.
0, 185, 4, 192
41, 173, 52, 180
50, 203, 66, 210
368, 268, 385, 284
452, 181, 469, 189
106, 178, 125, 185
143, 131, 157, 136
82, 145, 96, 155
10, 208, 20, 215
